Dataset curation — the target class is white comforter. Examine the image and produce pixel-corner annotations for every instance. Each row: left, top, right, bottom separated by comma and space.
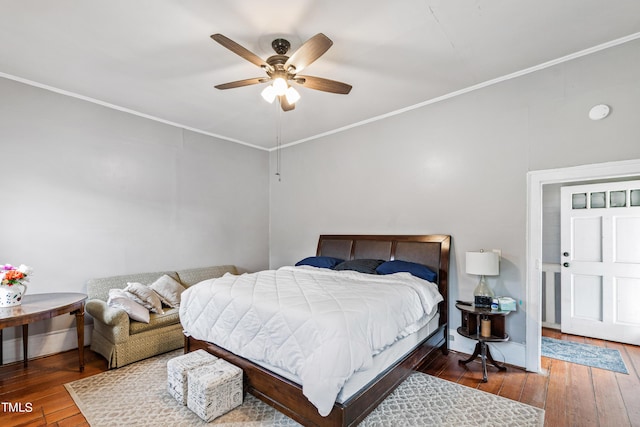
179, 266, 443, 416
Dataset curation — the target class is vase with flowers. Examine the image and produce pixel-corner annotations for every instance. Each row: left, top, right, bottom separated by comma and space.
0, 264, 33, 307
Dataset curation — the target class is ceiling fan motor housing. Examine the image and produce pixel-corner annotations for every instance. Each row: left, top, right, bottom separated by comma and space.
271, 38, 291, 55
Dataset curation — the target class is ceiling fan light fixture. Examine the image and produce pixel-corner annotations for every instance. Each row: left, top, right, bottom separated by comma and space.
212, 33, 351, 112
261, 85, 277, 103
272, 77, 288, 96
285, 86, 300, 104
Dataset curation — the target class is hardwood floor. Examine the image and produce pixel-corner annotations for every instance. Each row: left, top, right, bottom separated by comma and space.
0, 348, 106, 427
420, 328, 640, 427
1, 328, 638, 426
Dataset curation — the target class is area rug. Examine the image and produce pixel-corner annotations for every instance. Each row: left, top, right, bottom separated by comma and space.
541, 336, 628, 374
65, 350, 544, 426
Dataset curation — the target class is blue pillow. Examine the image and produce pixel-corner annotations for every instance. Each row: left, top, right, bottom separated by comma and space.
295, 256, 344, 269
376, 260, 437, 282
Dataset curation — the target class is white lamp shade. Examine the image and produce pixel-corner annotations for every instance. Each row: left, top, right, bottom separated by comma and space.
466, 251, 499, 276
272, 77, 288, 95
261, 85, 276, 103
285, 86, 300, 104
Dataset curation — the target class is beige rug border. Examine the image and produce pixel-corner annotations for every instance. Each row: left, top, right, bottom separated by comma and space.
64, 383, 92, 423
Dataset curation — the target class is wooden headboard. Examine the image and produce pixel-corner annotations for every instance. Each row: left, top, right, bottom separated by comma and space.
317, 234, 451, 326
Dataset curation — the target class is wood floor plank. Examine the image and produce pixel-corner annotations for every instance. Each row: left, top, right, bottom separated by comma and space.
542, 357, 567, 426
566, 334, 586, 343
458, 361, 487, 388
566, 360, 597, 426
45, 404, 83, 425
519, 356, 550, 409
476, 362, 507, 394
623, 341, 640, 378
543, 327, 562, 339
11, 418, 48, 427
36, 388, 78, 418
0, 405, 44, 427
497, 365, 527, 402
592, 364, 632, 427
586, 339, 604, 347
420, 349, 449, 376
56, 412, 88, 427
436, 352, 467, 384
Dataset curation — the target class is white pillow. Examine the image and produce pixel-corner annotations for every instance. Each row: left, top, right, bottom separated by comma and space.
124, 282, 164, 314
149, 274, 185, 308
107, 288, 150, 323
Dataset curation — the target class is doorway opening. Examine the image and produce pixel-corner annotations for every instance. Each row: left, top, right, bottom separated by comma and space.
526, 159, 640, 373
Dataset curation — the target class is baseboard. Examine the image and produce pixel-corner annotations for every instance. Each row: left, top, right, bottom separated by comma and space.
1, 325, 93, 364
449, 329, 526, 368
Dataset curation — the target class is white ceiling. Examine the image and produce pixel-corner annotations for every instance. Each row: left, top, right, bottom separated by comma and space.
2, 1, 640, 150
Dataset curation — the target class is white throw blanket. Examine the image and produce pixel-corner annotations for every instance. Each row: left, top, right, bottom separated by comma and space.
179, 266, 443, 416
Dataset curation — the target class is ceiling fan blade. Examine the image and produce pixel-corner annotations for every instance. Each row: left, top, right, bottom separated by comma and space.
211, 34, 268, 69
294, 75, 352, 94
284, 33, 333, 73
214, 77, 269, 90
279, 95, 295, 112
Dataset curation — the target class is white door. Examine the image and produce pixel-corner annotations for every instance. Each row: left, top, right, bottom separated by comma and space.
561, 180, 640, 345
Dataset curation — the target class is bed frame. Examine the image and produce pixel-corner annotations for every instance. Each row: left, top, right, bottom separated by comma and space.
185, 234, 451, 426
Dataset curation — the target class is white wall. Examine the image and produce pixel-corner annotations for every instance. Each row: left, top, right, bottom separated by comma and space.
269, 38, 640, 365
0, 78, 269, 348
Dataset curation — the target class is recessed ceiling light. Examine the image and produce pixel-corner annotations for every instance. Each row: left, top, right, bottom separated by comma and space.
588, 104, 610, 120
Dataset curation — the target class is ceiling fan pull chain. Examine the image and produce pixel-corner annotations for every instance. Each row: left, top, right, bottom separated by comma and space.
275, 102, 282, 182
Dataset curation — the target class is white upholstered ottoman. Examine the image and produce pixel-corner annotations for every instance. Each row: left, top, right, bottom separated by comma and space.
167, 349, 218, 405
187, 359, 243, 422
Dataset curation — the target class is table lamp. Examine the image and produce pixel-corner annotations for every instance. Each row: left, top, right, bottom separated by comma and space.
466, 250, 500, 308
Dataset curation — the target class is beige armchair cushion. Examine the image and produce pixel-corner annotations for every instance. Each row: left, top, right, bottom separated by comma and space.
129, 308, 180, 334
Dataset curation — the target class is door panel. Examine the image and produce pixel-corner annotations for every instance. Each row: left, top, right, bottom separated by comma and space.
614, 217, 640, 263
572, 217, 602, 262
616, 277, 640, 325
561, 180, 640, 345
571, 274, 602, 320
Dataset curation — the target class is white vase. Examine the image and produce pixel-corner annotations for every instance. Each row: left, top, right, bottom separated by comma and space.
0, 283, 27, 307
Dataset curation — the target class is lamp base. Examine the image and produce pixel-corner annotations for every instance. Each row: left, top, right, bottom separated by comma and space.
474, 295, 492, 308
473, 275, 494, 308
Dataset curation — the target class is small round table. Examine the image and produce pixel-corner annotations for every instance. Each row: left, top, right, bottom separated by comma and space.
0, 293, 87, 371
455, 302, 510, 382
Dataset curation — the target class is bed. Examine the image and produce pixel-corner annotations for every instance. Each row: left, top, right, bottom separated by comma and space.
182, 234, 451, 426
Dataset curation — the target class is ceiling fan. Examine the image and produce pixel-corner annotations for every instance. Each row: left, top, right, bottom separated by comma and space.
211, 33, 352, 112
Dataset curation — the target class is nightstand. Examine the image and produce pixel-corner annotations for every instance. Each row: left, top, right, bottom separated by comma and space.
455, 302, 510, 382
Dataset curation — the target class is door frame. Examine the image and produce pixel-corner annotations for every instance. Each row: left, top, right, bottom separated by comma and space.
526, 158, 640, 373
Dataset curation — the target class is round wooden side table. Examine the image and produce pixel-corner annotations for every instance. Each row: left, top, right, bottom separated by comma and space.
455, 302, 511, 382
